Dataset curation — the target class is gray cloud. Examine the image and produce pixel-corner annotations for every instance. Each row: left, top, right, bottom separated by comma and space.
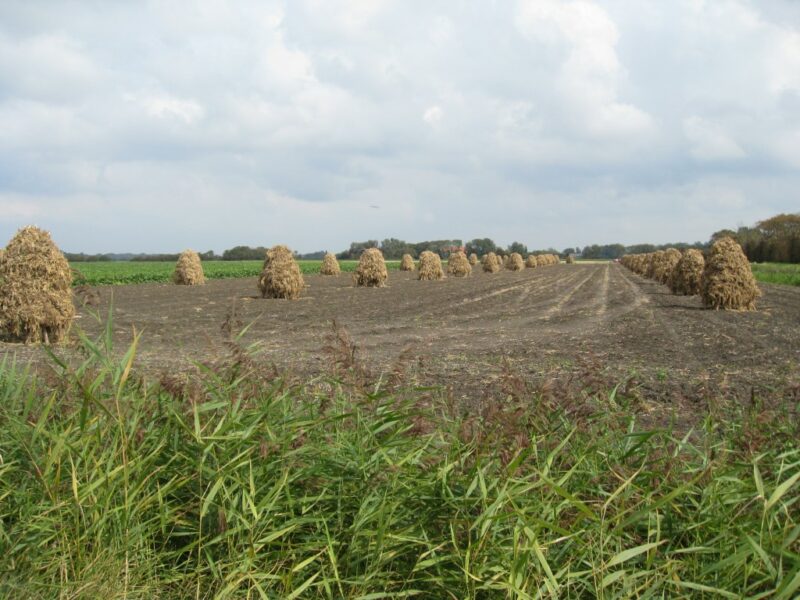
0, 0, 798, 253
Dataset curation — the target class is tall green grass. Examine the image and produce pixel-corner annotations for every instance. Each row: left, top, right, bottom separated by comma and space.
752, 263, 800, 287
1, 325, 799, 597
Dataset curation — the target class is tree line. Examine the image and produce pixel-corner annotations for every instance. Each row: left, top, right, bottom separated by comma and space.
711, 213, 800, 263
63, 213, 798, 263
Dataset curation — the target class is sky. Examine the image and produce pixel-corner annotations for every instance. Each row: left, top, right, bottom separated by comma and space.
1, 0, 799, 254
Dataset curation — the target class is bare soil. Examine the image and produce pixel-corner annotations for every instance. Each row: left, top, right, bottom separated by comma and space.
4, 264, 800, 422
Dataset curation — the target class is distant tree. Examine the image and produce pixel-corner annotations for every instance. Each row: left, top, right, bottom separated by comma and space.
63, 252, 113, 262
581, 244, 625, 259
625, 244, 656, 254
757, 213, 800, 239
711, 229, 737, 242
507, 241, 528, 256
222, 246, 268, 260
412, 240, 462, 257
131, 253, 180, 262
380, 238, 416, 259
465, 238, 497, 257
709, 213, 800, 263
755, 214, 800, 262
337, 240, 379, 260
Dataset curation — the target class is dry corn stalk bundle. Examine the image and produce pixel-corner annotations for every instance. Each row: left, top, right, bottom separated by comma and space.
320, 252, 341, 276
622, 254, 647, 274
634, 254, 651, 275
482, 252, 501, 273
258, 245, 305, 299
539, 254, 557, 266
525, 255, 537, 268
701, 237, 760, 310
447, 251, 472, 277
506, 252, 524, 271
400, 254, 416, 271
565, 254, 575, 264
647, 251, 665, 279
654, 248, 682, 285
173, 249, 205, 285
624, 254, 641, 274
0, 225, 75, 343
418, 250, 445, 280
670, 249, 705, 296
354, 248, 388, 287
468, 253, 478, 266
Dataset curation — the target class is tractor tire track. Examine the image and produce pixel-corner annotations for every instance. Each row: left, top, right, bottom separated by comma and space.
538, 269, 597, 321
613, 265, 703, 368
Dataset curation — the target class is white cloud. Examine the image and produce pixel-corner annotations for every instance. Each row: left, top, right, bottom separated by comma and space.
683, 116, 745, 161
768, 29, 800, 94
298, 0, 389, 33
133, 93, 205, 124
423, 105, 443, 126
515, 0, 654, 138
263, 35, 315, 87
0, 196, 44, 221
0, 33, 99, 102
770, 129, 800, 168
0, 0, 798, 253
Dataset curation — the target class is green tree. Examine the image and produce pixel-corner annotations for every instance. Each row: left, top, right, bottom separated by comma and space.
222, 246, 267, 260
465, 238, 497, 257
380, 238, 415, 259
339, 240, 379, 259
507, 241, 528, 256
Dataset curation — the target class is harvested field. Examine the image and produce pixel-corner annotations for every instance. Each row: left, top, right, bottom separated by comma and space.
4, 263, 799, 426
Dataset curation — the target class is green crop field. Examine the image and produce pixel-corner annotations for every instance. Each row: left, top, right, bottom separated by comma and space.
71, 259, 800, 287
71, 260, 402, 286
752, 262, 800, 287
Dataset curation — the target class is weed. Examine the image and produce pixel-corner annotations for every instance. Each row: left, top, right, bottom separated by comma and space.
0, 321, 799, 597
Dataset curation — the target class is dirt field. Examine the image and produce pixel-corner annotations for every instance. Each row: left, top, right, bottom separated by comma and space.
4, 263, 800, 420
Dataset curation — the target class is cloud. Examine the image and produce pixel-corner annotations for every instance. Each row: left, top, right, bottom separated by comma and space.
0, 0, 798, 253
683, 116, 745, 161
515, 0, 654, 138
0, 32, 100, 102
128, 93, 205, 123
423, 105, 443, 126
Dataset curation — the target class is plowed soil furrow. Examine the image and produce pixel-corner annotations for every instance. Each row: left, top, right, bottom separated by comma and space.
539, 268, 598, 321
3, 263, 799, 414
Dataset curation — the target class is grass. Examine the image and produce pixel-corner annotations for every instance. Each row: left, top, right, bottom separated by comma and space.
752, 263, 800, 287
1, 320, 799, 597
71, 260, 402, 286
